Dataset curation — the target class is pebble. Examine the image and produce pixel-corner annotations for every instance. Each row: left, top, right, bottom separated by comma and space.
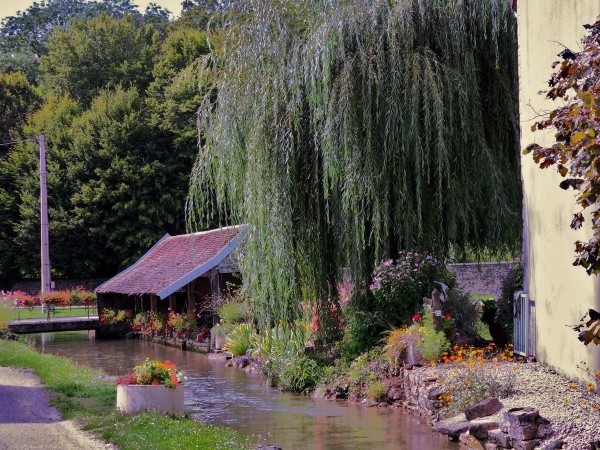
420, 362, 600, 449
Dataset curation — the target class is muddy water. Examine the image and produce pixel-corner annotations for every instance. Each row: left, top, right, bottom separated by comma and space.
32, 331, 457, 450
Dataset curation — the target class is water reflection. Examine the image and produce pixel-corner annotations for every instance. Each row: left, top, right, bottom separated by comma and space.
32, 331, 457, 450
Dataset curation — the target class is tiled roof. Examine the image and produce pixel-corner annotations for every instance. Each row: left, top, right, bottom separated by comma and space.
95, 225, 245, 298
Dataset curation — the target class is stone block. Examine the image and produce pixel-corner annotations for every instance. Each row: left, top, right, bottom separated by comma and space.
508, 424, 538, 441
536, 417, 552, 439
485, 444, 499, 450
511, 439, 540, 450
538, 438, 564, 450
465, 397, 503, 420
427, 385, 445, 400
432, 413, 470, 440
488, 428, 512, 448
459, 432, 486, 450
504, 407, 540, 427
469, 419, 500, 440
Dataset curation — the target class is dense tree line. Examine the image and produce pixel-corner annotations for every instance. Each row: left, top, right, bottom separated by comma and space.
0, 0, 224, 283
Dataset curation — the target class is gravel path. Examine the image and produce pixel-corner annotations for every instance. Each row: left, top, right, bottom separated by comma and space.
426, 361, 600, 449
0, 366, 116, 450
489, 362, 600, 449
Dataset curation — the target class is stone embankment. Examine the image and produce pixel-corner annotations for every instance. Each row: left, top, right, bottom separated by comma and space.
399, 362, 600, 449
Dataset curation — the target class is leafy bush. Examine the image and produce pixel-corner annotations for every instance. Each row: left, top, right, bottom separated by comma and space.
279, 355, 324, 393
366, 381, 388, 402
442, 290, 480, 338
383, 324, 421, 369
224, 323, 257, 356
437, 345, 518, 417
338, 309, 380, 362
217, 302, 245, 324
495, 259, 523, 340
370, 252, 456, 328
416, 306, 450, 361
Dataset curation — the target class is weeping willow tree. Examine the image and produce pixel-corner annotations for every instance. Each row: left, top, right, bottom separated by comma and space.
187, 0, 521, 336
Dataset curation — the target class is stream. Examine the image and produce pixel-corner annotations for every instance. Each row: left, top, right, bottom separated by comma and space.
32, 331, 457, 450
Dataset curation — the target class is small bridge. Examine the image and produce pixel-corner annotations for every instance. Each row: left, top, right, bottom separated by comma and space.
9, 316, 101, 334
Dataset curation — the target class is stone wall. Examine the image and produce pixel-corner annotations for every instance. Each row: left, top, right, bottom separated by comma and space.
8, 263, 507, 297
9, 278, 108, 295
448, 262, 513, 296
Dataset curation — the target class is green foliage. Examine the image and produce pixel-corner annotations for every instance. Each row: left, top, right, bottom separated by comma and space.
383, 324, 421, 369
338, 309, 380, 362
348, 351, 379, 387
370, 252, 455, 327
0, 0, 150, 81
217, 302, 245, 324
0, 84, 193, 278
188, 0, 521, 339
210, 322, 234, 337
417, 307, 450, 361
495, 259, 523, 340
40, 14, 160, 106
146, 26, 216, 149
366, 381, 388, 403
279, 354, 324, 394
524, 20, 600, 274
0, 72, 42, 148
437, 345, 518, 418
442, 290, 481, 338
87, 411, 249, 450
223, 322, 256, 356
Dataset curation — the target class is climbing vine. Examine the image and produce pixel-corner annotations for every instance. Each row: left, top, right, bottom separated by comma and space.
524, 20, 600, 275
187, 0, 521, 337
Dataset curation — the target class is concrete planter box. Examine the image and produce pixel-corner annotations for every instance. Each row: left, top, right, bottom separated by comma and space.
116, 385, 184, 416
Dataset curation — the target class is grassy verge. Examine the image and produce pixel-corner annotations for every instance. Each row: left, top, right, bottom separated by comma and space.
7, 306, 97, 320
0, 339, 252, 449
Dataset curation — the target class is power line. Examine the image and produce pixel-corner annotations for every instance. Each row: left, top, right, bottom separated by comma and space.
0, 137, 38, 147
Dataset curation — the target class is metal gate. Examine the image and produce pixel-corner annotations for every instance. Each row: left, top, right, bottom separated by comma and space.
513, 292, 529, 356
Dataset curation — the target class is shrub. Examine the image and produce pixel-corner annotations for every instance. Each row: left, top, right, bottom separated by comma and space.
416, 306, 450, 361
217, 302, 245, 324
279, 355, 324, 393
370, 252, 456, 328
366, 381, 388, 402
224, 323, 257, 356
442, 290, 480, 338
495, 259, 523, 340
383, 324, 421, 369
338, 309, 380, 362
437, 344, 518, 417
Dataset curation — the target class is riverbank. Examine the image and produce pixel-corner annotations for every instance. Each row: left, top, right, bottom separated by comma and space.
313, 357, 600, 449
0, 339, 252, 450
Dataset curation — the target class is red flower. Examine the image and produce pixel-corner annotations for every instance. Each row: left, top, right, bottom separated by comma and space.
412, 314, 421, 321
444, 313, 452, 319
151, 381, 159, 385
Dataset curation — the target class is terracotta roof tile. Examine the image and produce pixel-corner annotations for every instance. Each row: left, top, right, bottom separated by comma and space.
96, 225, 244, 297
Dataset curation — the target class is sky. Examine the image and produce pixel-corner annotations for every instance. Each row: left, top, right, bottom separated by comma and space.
0, 0, 185, 22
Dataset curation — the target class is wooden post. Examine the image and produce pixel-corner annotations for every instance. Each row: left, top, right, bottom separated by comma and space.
135, 296, 142, 313
431, 289, 442, 332
150, 294, 158, 312
169, 294, 176, 313
209, 269, 220, 307
187, 279, 197, 313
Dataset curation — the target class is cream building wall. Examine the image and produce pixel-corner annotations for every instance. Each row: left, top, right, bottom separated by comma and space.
520, 1, 600, 380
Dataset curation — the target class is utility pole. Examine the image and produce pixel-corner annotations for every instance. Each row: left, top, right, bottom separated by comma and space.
39, 134, 51, 297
